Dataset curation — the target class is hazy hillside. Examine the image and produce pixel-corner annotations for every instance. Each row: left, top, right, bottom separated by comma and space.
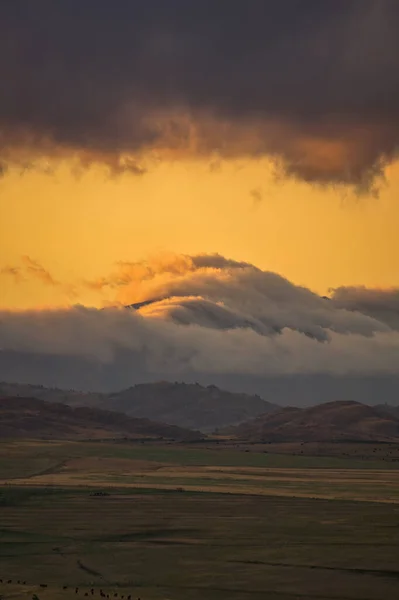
225, 401, 399, 443
0, 381, 101, 406
0, 381, 277, 432
0, 396, 202, 441
375, 404, 399, 419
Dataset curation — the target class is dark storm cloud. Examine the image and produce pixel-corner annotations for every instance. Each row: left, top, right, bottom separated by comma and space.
1, 1, 399, 188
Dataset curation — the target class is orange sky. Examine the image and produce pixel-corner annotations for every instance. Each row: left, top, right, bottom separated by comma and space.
1, 158, 398, 310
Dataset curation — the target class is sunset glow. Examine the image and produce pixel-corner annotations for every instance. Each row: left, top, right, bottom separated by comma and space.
2, 158, 399, 310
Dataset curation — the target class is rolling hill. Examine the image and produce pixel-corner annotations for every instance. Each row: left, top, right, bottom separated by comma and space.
375, 404, 399, 419
0, 381, 277, 432
225, 401, 399, 442
0, 396, 202, 441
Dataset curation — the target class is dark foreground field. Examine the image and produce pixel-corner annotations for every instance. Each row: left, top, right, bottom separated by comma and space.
1, 441, 399, 600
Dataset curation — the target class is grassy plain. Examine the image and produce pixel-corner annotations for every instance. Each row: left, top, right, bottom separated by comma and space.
1, 440, 399, 600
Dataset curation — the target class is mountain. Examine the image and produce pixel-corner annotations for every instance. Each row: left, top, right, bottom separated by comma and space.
0, 396, 202, 441
224, 401, 399, 442
103, 382, 277, 432
0, 381, 278, 432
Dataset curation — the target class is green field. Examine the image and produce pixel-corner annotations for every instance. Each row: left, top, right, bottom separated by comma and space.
2, 440, 399, 600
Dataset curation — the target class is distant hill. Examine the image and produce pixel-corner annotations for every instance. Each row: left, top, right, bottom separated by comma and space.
0, 396, 202, 441
103, 382, 277, 432
224, 401, 399, 442
0, 381, 102, 406
0, 381, 278, 432
375, 404, 399, 419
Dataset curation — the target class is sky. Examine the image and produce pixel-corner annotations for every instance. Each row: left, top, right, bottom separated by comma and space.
2, 159, 399, 310
0, 1, 399, 399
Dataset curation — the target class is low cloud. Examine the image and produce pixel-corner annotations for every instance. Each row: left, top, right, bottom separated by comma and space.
331, 286, 399, 330
1, 253, 399, 393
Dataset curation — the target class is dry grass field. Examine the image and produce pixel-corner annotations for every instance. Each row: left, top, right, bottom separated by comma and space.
2, 440, 399, 599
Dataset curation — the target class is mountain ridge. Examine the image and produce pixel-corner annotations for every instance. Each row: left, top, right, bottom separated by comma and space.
224, 400, 399, 443
0, 381, 278, 432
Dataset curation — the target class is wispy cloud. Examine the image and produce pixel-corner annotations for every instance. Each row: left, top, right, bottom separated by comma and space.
1, 256, 77, 299
21, 256, 59, 287
0, 266, 25, 283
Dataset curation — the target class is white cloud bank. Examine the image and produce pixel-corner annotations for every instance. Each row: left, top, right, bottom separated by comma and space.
1, 254, 399, 389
